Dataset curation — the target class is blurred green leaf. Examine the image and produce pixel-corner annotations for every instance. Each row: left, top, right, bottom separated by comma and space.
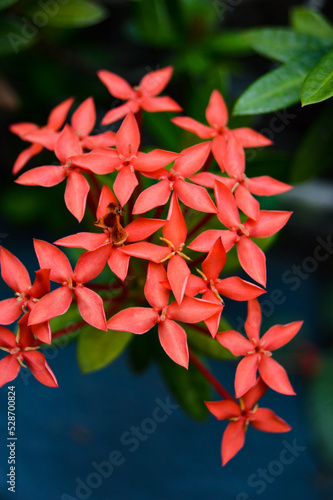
0, 16, 38, 55
0, 0, 18, 11
132, 0, 178, 47
242, 28, 332, 63
25, 0, 108, 29
158, 354, 211, 420
291, 7, 333, 42
187, 324, 236, 360
77, 326, 133, 373
128, 333, 154, 373
207, 30, 252, 56
291, 102, 333, 183
233, 50, 326, 115
301, 48, 333, 106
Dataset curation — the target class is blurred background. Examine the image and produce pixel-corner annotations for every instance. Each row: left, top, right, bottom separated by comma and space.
0, 0, 333, 498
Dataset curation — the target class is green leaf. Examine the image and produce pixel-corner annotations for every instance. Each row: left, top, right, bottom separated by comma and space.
242, 28, 332, 63
26, 0, 108, 29
233, 50, 326, 115
187, 324, 236, 360
158, 355, 211, 420
207, 30, 252, 56
301, 48, 333, 105
0, 16, 38, 55
77, 326, 133, 373
0, 0, 18, 11
291, 101, 333, 183
291, 7, 333, 42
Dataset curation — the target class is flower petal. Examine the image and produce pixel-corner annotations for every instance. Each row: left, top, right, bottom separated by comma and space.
28, 286, 72, 325
116, 112, 140, 157
0, 326, 16, 348
216, 277, 265, 301
113, 166, 138, 207
235, 184, 260, 221
202, 237, 226, 280
71, 97, 96, 137
34, 239, 73, 283
168, 296, 222, 323
174, 142, 211, 177
75, 245, 110, 284
120, 242, 170, 263
206, 90, 228, 128
221, 420, 246, 466
215, 180, 240, 228
163, 192, 187, 248
0, 247, 31, 292
167, 254, 190, 305
158, 318, 189, 368
126, 218, 166, 242
31, 321, 51, 344
212, 134, 228, 172
259, 356, 295, 395
108, 247, 130, 281
132, 180, 171, 215
98, 70, 135, 100
245, 299, 262, 342
144, 262, 169, 309
171, 117, 213, 139
12, 143, 43, 175
64, 171, 90, 222
0, 299, 22, 325
245, 211, 292, 239
55, 233, 108, 251
231, 127, 272, 148
262, 321, 303, 351
237, 237, 266, 287
224, 134, 245, 179
74, 286, 107, 331
107, 307, 158, 334
0, 355, 20, 387
247, 176, 292, 196
188, 230, 229, 253
251, 408, 291, 433
235, 354, 259, 398
22, 351, 58, 387
133, 149, 180, 173
140, 66, 173, 96
175, 179, 217, 213
216, 330, 253, 356
82, 131, 116, 150
101, 102, 139, 126
242, 377, 267, 410
55, 125, 82, 164
205, 399, 241, 420
141, 96, 182, 112
47, 97, 74, 130
16, 166, 66, 187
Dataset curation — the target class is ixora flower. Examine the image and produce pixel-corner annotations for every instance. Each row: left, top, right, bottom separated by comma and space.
217, 299, 303, 397
205, 378, 291, 465
0, 314, 58, 388
133, 141, 217, 214
10, 97, 74, 174
71, 112, 180, 207
0, 247, 51, 344
55, 185, 166, 281
107, 262, 221, 368
15, 125, 117, 222
28, 240, 110, 331
172, 89, 272, 173
182, 237, 265, 337
98, 66, 182, 124
189, 180, 292, 287
26, 97, 116, 151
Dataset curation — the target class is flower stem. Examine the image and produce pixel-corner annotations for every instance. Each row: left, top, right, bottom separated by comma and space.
187, 212, 214, 240
189, 350, 235, 401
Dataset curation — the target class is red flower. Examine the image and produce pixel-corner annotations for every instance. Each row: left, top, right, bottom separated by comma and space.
189, 180, 292, 287
0, 247, 51, 344
172, 90, 272, 174
205, 378, 291, 465
26, 97, 116, 151
71, 113, 180, 207
10, 97, 74, 174
217, 299, 303, 397
0, 314, 58, 388
15, 125, 117, 221
133, 142, 217, 214
183, 238, 265, 337
28, 240, 110, 331
98, 66, 182, 125
191, 135, 292, 220
55, 185, 166, 281
107, 262, 222, 368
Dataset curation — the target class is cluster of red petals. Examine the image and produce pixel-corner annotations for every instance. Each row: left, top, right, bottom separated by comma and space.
2, 66, 303, 465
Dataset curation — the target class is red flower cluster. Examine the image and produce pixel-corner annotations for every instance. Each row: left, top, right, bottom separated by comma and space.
1, 66, 302, 466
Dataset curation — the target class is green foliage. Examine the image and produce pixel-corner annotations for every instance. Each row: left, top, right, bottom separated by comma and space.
187, 323, 236, 360
235, 8, 333, 114
158, 354, 211, 420
291, 101, 333, 183
301, 48, 333, 106
77, 326, 133, 373
0, 0, 18, 11
0, 16, 38, 55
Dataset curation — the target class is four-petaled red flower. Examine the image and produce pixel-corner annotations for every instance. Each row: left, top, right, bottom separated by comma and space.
0, 314, 58, 388
217, 299, 303, 398
98, 66, 182, 125
28, 240, 110, 331
205, 378, 291, 465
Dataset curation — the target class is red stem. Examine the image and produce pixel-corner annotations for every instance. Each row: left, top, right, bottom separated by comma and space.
201, 150, 213, 173
187, 212, 214, 240
189, 350, 235, 401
